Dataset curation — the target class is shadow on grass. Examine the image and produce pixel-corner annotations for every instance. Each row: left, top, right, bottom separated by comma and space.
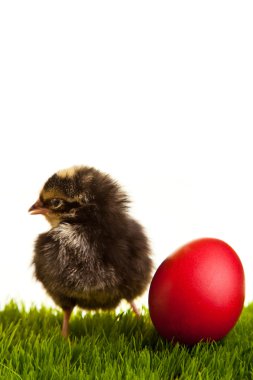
0, 301, 219, 350
1, 300, 250, 355
69, 308, 164, 348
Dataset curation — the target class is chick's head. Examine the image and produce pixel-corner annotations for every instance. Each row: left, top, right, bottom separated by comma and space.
29, 166, 129, 227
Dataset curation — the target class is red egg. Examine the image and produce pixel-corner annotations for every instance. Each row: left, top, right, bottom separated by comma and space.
149, 238, 245, 345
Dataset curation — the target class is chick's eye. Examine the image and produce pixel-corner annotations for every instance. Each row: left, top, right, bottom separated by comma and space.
49, 198, 64, 209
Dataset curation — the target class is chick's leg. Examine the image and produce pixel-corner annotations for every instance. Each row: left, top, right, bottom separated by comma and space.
129, 301, 141, 317
61, 308, 73, 338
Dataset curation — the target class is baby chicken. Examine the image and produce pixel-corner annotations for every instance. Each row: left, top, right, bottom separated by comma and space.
29, 166, 153, 337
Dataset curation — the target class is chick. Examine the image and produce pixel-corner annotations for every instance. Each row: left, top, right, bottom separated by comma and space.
29, 166, 153, 337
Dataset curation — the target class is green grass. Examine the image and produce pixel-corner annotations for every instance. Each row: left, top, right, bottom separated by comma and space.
0, 302, 253, 380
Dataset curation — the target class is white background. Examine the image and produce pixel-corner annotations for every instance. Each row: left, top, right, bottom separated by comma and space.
0, 2, 253, 309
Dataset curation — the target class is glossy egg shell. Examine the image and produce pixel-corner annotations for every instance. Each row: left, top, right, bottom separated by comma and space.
148, 238, 245, 345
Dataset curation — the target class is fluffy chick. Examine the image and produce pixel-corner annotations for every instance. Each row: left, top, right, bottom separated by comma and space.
29, 166, 153, 337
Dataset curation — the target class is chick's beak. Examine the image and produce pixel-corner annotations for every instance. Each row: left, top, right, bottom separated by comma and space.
28, 200, 48, 215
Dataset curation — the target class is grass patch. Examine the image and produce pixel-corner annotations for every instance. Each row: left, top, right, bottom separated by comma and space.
0, 301, 253, 379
